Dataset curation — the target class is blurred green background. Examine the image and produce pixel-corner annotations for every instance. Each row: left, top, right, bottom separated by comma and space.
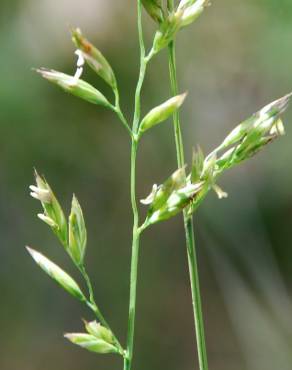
1, 0, 292, 369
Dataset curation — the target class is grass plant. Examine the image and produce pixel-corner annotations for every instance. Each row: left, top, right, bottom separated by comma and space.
27, 2, 291, 369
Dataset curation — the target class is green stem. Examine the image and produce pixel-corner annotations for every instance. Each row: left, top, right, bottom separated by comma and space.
115, 104, 133, 139
79, 266, 124, 354
184, 219, 209, 370
124, 2, 149, 370
79, 266, 108, 326
167, 24, 209, 370
125, 141, 141, 370
112, 89, 133, 138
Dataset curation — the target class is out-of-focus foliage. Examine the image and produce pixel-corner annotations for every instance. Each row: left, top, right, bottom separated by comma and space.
1, 1, 292, 370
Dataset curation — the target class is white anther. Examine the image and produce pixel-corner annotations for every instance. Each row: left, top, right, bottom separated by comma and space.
29, 185, 51, 203
75, 49, 85, 68
37, 214, 58, 228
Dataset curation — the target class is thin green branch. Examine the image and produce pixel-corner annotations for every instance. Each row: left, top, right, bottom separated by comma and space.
167, 17, 209, 370
60, 232, 123, 351
125, 140, 141, 370
183, 218, 209, 370
114, 105, 133, 139
76, 265, 124, 355
109, 89, 133, 138
124, 2, 151, 370
133, 0, 149, 134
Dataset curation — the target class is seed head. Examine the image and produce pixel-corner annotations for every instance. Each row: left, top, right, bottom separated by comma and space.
26, 247, 85, 301
84, 320, 115, 345
36, 68, 110, 107
64, 333, 119, 354
139, 93, 187, 136
31, 171, 68, 247
142, 0, 164, 23
71, 28, 117, 90
68, 195, 87, 266
178, 0, 211, 28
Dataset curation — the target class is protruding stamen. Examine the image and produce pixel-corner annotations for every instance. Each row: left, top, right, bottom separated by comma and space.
37, 213, 58, 228
141, 184, 158, 205
29, 185, 51, 203
75, 49, 85, 68
213, 184, 228, 199
69, 50, 85, 86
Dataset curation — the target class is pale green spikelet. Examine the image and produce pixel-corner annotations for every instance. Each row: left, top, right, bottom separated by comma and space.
36, 68, 110, 107
68, 195, 87, 266
26, 247, 85, 301
30, 171, 68, 247
72, 28, 117, 90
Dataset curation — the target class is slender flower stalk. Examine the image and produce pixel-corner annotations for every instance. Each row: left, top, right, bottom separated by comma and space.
124, 2, 149, 370
168, 32, 209, 370
166, 1, 209, 369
